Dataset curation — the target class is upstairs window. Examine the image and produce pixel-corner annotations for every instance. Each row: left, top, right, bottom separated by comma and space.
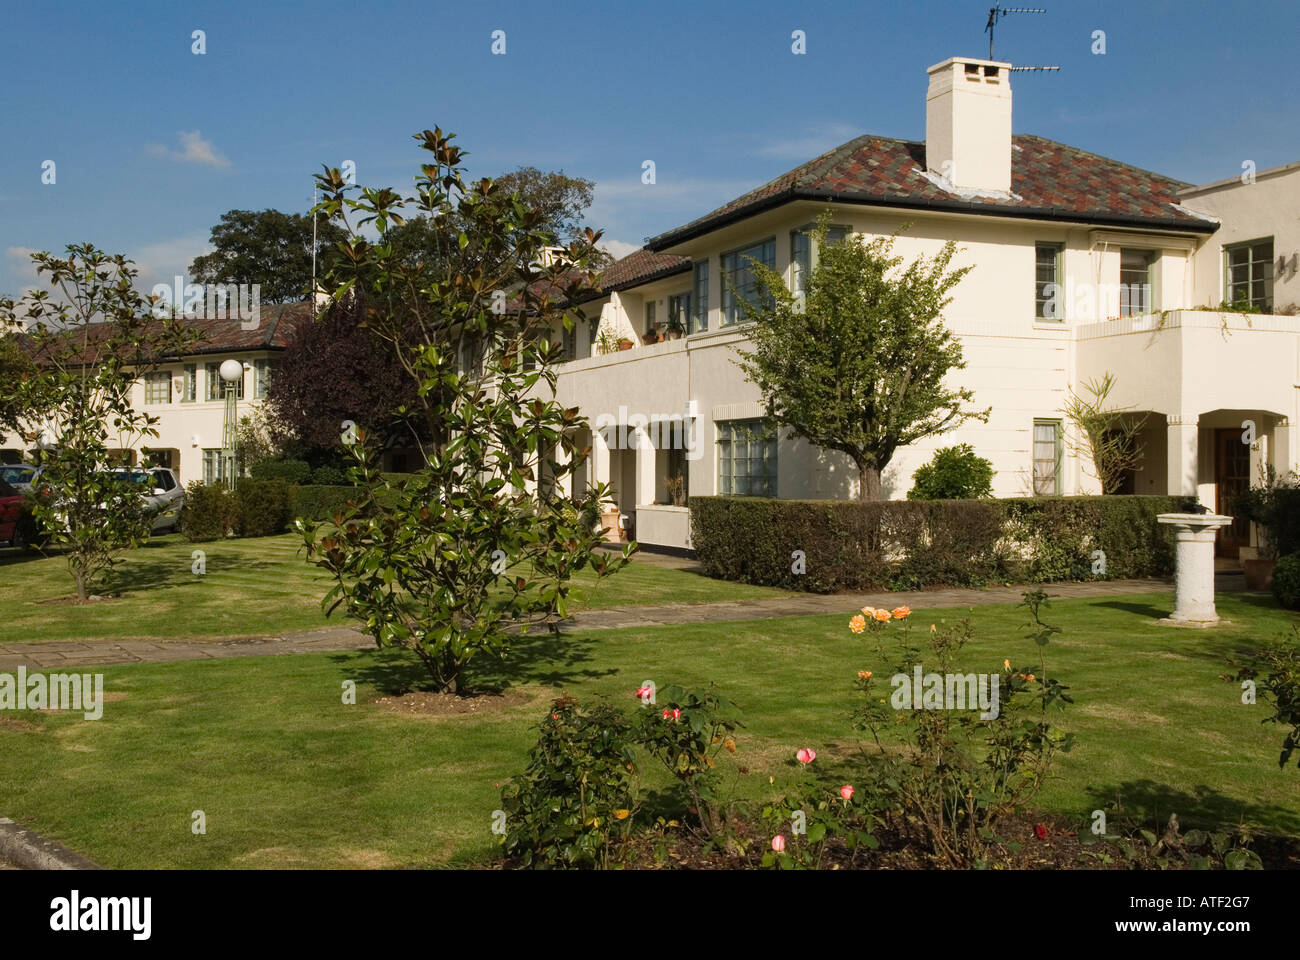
1119, 248, 1154, 317
791, 225, 848, 306
206, 362, 244, 400
667, 291, 691, 335
1225, 238, 1274, 311
721, 238, 775, 325
181, 364, 197, 402
144, 371, 171, 405
644, 299, 656, 336
692, 261, 709, 333
253, 359, 273, 398
1035, 243, 1064, 320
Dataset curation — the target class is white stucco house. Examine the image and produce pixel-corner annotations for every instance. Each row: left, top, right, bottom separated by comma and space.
538, 56, 1299, 554
5, 56, 1295, 560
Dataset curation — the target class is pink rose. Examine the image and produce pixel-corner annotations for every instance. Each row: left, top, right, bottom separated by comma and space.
796, 748, 816, 764
771, 835, 786, 852
840, 784, 855, 801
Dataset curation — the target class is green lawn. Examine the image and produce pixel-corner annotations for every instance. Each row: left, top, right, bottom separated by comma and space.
2, 591, 1297, 868
0, 534, 792, 642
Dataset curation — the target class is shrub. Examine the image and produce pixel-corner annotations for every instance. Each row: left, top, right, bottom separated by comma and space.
292, 484, 358, 522
1232, 470, 1300, 559
310, 464, 347, 485
234, 479, 292, 538
498, 695, 639, 869
1231, 625, 1300, 769
907, 444, 994, 500
689, 494, 1192, 593
850, 591, 1073, 867
250, 458, 312, 484
180, 483, 239, 541
1272, 553, 1300, 610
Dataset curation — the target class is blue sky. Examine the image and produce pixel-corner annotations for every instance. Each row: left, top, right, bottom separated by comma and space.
2, 0, 1296, 296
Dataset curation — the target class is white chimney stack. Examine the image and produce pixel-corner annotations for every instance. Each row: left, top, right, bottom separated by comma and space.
925, 57, 1013, 194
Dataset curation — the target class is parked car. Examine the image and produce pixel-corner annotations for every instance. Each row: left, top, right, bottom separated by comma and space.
0, 478, 29, 548
103, 467, 185, 533
0, 464, 40, 492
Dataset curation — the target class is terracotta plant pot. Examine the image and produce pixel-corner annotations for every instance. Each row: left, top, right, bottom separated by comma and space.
1243, 558, 1275, 591
618, 338, 634, 351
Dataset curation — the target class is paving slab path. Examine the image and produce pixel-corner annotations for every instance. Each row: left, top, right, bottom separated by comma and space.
0, 575, 1248, 671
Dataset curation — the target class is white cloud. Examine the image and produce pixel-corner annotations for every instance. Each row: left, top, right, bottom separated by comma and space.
127, 233, 213, 291
598, 238, 641, 260
146, 130, 231, 168
754, 122, 859, 160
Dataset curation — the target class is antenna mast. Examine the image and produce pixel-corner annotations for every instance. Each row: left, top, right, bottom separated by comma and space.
986, 4, 1046, 59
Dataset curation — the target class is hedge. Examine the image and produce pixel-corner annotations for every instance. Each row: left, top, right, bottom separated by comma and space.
689, 495, 1196, 593
180, 483, 239, 542
292, 484, 359, 522
234, 478, 293, 537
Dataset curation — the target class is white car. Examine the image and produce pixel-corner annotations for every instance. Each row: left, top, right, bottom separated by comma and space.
100, 468, 186, 533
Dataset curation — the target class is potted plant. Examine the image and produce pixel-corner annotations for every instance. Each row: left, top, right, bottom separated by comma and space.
596, 329, 620, 355
617, 337, 634, 351
666, 473, 686, 507
664, 312, 686, 341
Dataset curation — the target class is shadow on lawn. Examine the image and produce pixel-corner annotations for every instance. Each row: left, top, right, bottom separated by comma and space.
330, 628, 618, 696
1087, 778, 1300, 836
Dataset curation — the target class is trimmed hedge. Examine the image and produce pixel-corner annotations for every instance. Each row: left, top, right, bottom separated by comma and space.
180, 483, 239, 542
251, 458, 312, 484
234, 478, 293, 537
292, 484, 359, 522
689, 495, 1195, 593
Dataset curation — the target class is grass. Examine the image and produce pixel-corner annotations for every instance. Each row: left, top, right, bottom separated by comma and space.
2, 591, 1297, 868
0, 534, 793, 643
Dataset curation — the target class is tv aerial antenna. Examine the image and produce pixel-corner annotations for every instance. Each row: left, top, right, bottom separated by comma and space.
985, 3, 1060, 72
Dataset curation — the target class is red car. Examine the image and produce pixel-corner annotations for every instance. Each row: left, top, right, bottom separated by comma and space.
0, 478, 29, 548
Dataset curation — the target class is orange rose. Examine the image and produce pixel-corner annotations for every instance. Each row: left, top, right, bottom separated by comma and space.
857, 670, 873, 680
849, 614, 866, 634
874, 609, 892, 622
891, 606, 911, 619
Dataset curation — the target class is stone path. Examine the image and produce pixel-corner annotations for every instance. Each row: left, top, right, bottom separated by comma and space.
0, 575, 1246, 671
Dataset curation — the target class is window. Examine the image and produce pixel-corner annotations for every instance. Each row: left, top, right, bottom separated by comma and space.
692, 261, 709, 333
202, 449, 226, 486
644, 299, 656, 336
718, 418, 777, 497
721, 238, 775, 325
206, 362, 244, 400
791, 225, 848, 305
1035, 243, 1064, 320
1119, 248, 1154, 316
253, 359, 272, 398
563, 322, 577, 360
668, 292, 691, 335
182, 364, 196, 402
144, 371, 171, 405
1032, 419, 1062, 496
1224, 238, 1274, 310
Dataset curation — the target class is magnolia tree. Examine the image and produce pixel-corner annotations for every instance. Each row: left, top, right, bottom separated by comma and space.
0, 246, 197, 599
739, 218, 988, 500
297, 128, 631, 694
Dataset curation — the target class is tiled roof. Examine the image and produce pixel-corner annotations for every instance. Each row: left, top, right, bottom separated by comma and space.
21, 302, 317, 364
647, 134, 1217, 250
597, 247, 690, 289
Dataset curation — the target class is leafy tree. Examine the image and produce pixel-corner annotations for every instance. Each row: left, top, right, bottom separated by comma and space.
298, 128, 630, 694
265, 295, 423, 455
0, 246, 198, 600
739, 217, 989, 500
0, 332, 35, 435
190, 209, 349, 303
908, 444, 995, 500
1062, 372, 1146, 495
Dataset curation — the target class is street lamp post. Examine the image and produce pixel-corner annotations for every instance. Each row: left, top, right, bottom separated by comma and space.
219, 359, 242, 490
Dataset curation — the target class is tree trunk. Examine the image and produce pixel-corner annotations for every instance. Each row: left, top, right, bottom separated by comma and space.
858, 463, 882, 501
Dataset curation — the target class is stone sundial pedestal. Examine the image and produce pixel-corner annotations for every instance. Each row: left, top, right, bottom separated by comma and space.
1156, 513, 1234, 627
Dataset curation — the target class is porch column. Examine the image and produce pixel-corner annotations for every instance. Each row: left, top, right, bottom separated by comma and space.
633, 428, 657, 506
591, 428, 610, 495
1165, 414, 1199, 496
1274, 416, 1294, 476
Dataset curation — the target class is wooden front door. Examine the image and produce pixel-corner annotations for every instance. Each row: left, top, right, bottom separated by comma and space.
1214, 428, 1251, 557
